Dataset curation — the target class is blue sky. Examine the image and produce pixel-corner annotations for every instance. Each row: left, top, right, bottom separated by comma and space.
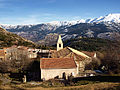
0, 0, 120, 25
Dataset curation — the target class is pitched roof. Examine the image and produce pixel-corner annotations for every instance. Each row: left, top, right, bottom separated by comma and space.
40, 58, 77, 69
51, 47, 72, 58
51, 47, 92, 58
63, 52, 86, 61
67, 47, 90, 58
72, 53, 87, 61
81, 51, 95, 57
51, 47, 92, 59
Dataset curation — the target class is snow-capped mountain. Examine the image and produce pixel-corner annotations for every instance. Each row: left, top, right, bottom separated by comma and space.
46, 20, 85, 26
86, 13, 120, 23
0, 20, 85, 30
1, 13, 120, 28
46, 13, 120, 25
0, 13, 120, 45
0, 24, 35, 30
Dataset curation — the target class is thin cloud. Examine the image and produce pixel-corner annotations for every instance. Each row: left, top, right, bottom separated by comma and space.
0, 14, 56, 25
0, 16, 38, 25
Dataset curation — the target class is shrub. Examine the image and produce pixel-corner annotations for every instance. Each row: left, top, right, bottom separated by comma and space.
74, 80, 97, 86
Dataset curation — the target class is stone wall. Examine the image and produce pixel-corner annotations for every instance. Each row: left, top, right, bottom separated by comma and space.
41, 68, 77, 80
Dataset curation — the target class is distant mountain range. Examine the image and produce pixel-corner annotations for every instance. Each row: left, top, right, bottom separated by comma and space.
0, 13, 120, 45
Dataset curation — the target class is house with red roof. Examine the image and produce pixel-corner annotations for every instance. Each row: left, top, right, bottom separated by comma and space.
50, 35, 97, 75
39, 35, 97, 80
51, 46, 97, 73
40, 58, 77, 80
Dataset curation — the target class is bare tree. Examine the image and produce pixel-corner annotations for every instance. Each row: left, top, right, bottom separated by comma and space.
0, 48, 32, 73
101, 47, 120, 74
0, 61, 8, 73
85, 57, 101, 70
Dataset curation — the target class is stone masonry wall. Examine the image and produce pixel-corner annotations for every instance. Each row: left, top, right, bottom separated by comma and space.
41, 68, 77, 80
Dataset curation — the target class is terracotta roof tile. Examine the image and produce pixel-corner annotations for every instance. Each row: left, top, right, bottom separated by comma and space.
63, 53, 86, 61
51, 47, 71, 58
40, 58, 77, 69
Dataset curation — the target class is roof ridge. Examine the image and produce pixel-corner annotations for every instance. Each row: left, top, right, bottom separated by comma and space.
67, 47, 90, 58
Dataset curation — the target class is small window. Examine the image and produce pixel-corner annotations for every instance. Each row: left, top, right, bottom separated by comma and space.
59, 44, 61, 47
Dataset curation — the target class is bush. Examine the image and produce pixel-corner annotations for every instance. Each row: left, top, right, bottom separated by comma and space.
85, 58, 101, 70
41, 79, 65, 87
0, 80, 3, 85
74, 80, 97, 86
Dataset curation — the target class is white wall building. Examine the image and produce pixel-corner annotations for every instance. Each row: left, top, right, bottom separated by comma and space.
40, 58, 77, 80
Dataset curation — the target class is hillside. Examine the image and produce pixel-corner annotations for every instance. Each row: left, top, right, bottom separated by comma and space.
63, 38, 120, 52
37, 33, 59, 46
0, 27, 36, 48
60, 22, 120, 39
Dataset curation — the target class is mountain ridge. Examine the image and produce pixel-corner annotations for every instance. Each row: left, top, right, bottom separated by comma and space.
0, 13, 120, 45
1, 13, 120, 27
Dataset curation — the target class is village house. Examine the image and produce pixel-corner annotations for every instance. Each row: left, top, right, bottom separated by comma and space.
0, 35, 97, 81
40, 58, 77, 80
1, 45, 43, 60
39, 35, 97, 80
28, 48, 38, 58
0, 45, 53, 61
37, 49, 50, 58
28, 48, 53, 58
51, 35, 97, 74
51, 47, 96, 73
3, 46, 29, 61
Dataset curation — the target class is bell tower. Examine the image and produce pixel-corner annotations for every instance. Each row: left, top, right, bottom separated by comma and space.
57, 35, 63, 51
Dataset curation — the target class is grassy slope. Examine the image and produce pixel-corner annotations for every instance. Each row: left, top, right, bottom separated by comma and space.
0, 27, 36, 48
